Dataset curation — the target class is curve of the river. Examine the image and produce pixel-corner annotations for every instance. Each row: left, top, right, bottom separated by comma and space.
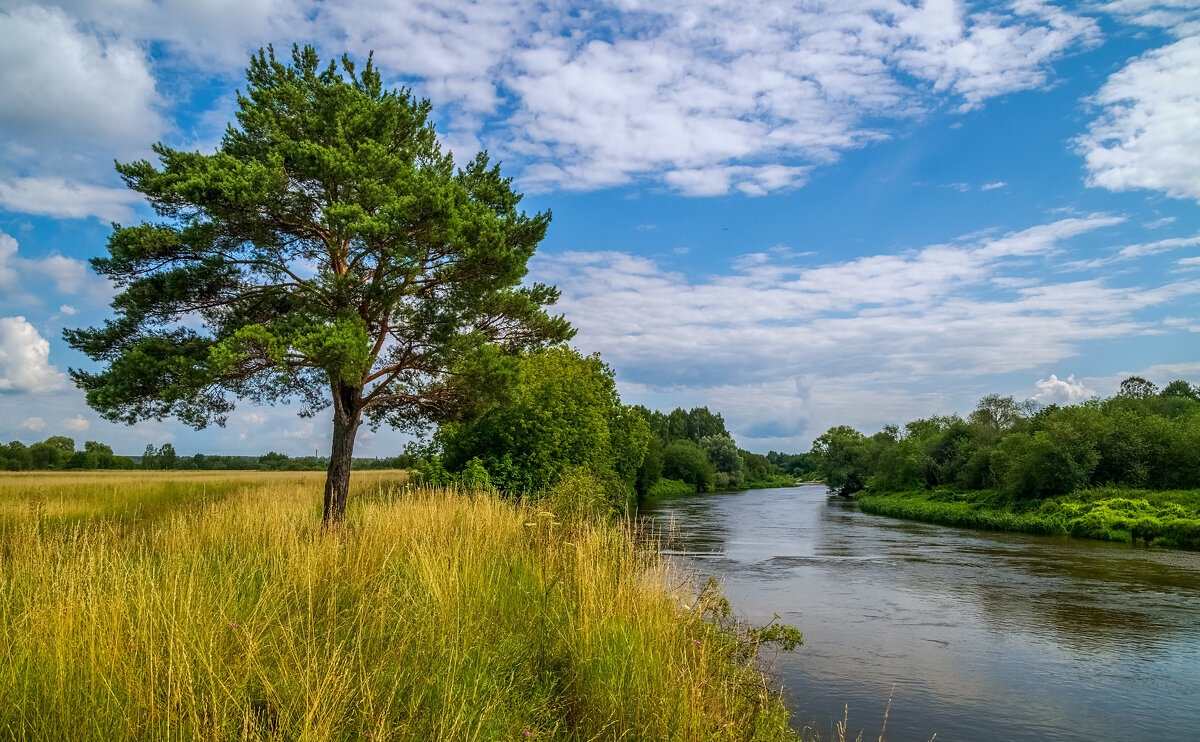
641, 484, 1200, 742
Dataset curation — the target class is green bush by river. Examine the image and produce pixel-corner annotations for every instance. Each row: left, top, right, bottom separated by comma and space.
857, 486, 1200, 548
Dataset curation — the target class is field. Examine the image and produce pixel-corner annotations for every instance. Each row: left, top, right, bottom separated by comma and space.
0, 471, 797, 741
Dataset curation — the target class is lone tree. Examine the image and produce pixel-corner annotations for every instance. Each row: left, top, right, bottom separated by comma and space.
65, 46, 573, 523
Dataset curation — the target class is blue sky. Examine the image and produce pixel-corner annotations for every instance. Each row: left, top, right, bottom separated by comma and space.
1, 0, 1198, 457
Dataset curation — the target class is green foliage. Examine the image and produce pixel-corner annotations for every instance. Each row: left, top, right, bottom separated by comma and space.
859, 487, 1200, 549
644, 478, 696, 498
700, 435, 744, 490
63, 45, 571, 516
0, 437, 133, 471
438, 347, 649, 505
767, 450, 818, 479
814, 376, 1200, 504
634, 433, 664, 496
812, 426, 870, 495
639, 406, 730, 444
662, 440, 716, 493
458, 457, 492, 489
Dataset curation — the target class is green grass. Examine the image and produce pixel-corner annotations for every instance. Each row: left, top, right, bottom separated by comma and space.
741, 476, 799, 491
0, 471, 799, 741
857, 486, 1200, 548
644, 478, 698, 498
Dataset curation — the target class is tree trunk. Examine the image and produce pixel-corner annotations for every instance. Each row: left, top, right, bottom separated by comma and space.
323, 384, 363, 525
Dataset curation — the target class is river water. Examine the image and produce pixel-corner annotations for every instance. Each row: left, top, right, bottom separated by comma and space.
640, 485, 1200, 742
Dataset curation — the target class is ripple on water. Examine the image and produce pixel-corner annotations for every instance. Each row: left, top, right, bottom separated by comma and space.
641, 486, 1200, 742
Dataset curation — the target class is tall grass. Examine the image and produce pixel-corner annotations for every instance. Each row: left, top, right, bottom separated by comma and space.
0, 472, 797, 741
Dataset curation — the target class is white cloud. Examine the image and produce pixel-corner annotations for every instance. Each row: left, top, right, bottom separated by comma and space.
0, 6, 167, 221
59, 305, 76, 315
0, 316, 68, 393
0, 231, 114, 307
1033, 373, 1096, 404
0, 232, 14, 290
0, 177, 142, 222
1078, 35, 1200, 203
530, 214, 1200, 444
490, 0, 1098, 193
1065, 232, 1200, 269
62, 415, 90, 432
283, 421, 314, 439
21, 416, 44, 431
0, 6, 164, 158
981, 181, 1008, 190
1163, 316, 1200, 332
1099, 0, 1200, 38
0, 1, 1105, 198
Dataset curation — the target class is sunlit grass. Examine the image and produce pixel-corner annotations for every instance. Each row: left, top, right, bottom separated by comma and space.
0, 471, 796, 741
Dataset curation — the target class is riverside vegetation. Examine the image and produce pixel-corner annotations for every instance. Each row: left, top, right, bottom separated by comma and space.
0, 470, 803, 741
813, 376, 1200, 548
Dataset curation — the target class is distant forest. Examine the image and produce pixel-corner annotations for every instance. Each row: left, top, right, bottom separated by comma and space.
0, 439, 408, 472
814, 376, 1200, 498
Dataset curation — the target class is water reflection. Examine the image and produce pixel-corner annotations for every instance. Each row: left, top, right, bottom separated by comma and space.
642, 485, 1200, 742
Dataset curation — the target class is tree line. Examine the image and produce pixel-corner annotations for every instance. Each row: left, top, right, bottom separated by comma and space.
813, 377, 1200, 498
0, 438, 414, 472
432, 346, 796, 507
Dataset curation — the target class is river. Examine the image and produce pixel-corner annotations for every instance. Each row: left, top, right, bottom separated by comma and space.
640, 484, 1200, 742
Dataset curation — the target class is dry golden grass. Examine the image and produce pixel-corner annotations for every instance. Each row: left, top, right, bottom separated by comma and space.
0, 471, 796, 741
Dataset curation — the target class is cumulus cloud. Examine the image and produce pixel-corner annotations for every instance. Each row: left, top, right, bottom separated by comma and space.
0, 316, 68, 392
0, 1, 1106, 199
0, 5, 169, 220
62, 415, 90, 432
1078, 35, 1200, 203
0, 231, 113, 308
1033, 373, 1096, 403
489, 0, 1099, 193
0, 6, 163, 158
21, 416, 45, 431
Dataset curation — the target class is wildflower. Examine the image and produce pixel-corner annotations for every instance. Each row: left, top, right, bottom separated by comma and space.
524, 733, 531, 737
692, 639, 701, 645
230, 622, 239, 627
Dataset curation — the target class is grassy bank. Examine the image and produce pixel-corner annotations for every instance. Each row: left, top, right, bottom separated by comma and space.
645, 477, 697, 498
0, 471, 798, 741
857, 486, 1200, 549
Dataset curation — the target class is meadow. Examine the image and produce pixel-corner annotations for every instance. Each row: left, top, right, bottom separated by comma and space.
0, 471, 798, 741
857, 486, 1200, 548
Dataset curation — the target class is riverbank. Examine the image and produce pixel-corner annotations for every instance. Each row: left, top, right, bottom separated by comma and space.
0, 471, 799, 740
856, 486, 1200, 548
645, 475, 798, 500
